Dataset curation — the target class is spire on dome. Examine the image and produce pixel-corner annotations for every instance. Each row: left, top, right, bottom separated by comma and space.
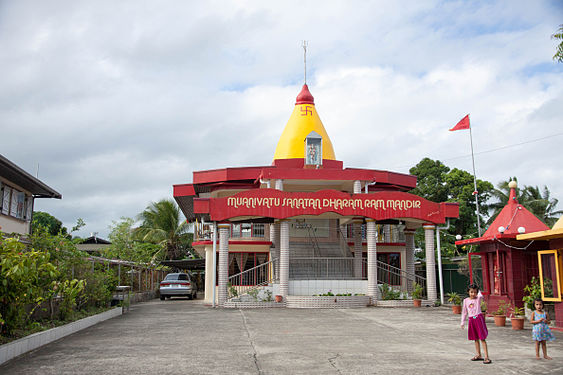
296, 84, 315, 105
508, 180, 518, 204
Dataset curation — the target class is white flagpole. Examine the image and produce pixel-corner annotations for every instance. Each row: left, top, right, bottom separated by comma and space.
468, 116, 482, 236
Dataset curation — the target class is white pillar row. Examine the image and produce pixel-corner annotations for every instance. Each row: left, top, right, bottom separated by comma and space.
204, 246, 214, 302
423, 224, 437, 301
404, 229, 416, 293
217, 223, 230, 306
279, 219, 290, 297
366, 219, 378, 304
275, 179, 284, 191
353, 219, 363, 278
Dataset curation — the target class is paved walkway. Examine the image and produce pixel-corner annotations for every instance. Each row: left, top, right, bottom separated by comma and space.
1, 299, 562, 374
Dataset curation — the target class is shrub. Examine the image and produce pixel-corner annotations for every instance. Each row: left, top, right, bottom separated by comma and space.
0, 234, 59, 333
523, 277, 542, 310
379, 283, 401, 300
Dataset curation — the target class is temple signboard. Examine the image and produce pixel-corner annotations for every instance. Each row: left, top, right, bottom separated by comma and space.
194, 189, 459, 224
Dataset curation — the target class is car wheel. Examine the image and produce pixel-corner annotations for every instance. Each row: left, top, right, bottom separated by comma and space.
188, 293, 193, 300
160, 295, 165, 301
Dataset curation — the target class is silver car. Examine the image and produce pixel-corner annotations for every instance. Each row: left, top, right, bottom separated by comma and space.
159, 273, 197, 300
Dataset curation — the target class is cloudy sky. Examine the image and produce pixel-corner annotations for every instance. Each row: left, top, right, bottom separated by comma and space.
1, 0, 562, 238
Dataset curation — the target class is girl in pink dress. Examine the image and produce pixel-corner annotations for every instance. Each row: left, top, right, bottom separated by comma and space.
460, 284, 491, 364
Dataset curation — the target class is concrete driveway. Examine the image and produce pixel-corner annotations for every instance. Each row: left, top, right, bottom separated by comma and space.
1, 299, 562, 374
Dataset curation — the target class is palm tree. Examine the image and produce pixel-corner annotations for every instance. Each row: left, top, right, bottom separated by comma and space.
522, 185, 563, 227
135, 199, 192, 260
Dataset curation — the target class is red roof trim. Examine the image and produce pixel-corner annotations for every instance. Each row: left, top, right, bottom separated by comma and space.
173, 184, 195, 197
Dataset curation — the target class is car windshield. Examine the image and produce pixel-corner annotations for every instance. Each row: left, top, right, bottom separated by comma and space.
164, 274, 189, 281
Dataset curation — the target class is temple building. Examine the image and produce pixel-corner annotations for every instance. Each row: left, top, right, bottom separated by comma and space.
174, 84, 459, 308
455, 181, 550, 315
517, 212, 563, 329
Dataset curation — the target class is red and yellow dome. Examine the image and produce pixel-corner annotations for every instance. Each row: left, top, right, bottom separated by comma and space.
273, 84, 336, 162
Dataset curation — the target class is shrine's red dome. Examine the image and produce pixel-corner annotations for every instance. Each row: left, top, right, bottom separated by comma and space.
295, 84, 315, 105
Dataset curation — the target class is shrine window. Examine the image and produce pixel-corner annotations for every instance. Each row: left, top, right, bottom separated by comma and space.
304, 131, 322, 166
537, 250, 562, 302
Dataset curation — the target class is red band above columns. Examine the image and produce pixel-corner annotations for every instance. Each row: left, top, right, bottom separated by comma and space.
195, 189, 459, 224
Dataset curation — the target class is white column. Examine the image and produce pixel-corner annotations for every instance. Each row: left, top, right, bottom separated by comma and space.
279, 220, 289, 297
366, 219, 378, 304
217, 223, 230, 306
270, 221, 280, 279
423, 224, 437, 301
404, 229, 416, 293
204, 246, 214, 302
274, 179, 283, 280
352, 180, 363, 278
353, 219, 363, 278
353, 180, 361, 194
384, 224, 391, 243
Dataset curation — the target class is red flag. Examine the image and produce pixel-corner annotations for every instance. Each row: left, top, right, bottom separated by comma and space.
449, 114, 470, 131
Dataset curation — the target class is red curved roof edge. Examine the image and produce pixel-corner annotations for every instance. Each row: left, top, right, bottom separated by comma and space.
186, 162, 416, 190
455, 185, 549, 246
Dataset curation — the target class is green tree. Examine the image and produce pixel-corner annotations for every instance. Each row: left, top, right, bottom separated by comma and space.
409, 158, 494, 254
523, 185, 563, 227
553, 24, 563, 63
32, 211, 67, 236
409, 158, 450, 203
444, 168, 494, 236
105, 217, 162, 263
135, 200, 193, 260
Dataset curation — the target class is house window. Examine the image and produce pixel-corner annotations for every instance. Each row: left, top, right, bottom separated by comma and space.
231, 223, 241, 238
241, 223, 252, 238
231, 223, 265, 238
252, 224, 265, 237
2, 185, 11, 216
0, 184, 30, 220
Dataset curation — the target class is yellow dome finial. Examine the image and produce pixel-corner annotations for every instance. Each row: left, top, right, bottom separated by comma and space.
273, 84, 336, 162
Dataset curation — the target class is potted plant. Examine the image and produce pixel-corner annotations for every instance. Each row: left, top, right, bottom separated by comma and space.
493, 299, 509, 326
412, 282, 423, 307
511, 306, 525, 330
481, 300, 487, 314
446, 292, 462, 314
275, 295, 283, 303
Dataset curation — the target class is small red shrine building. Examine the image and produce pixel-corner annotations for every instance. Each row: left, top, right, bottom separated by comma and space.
517, 214, 563, 328
174, 84, 459, 307
455, 181, 550, 314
